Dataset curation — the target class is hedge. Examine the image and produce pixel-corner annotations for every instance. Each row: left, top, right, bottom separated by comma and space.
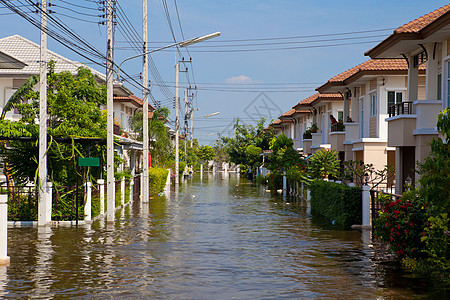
149, 167, 169, 196
310, 180, 362, 228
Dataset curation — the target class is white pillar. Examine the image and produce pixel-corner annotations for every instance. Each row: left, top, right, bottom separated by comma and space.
424, 43, 439, 100
38, 181, 51, 226
130, 178, 134, 202
362, 185, 371, 227
98, 179, 105, 215
407, 55, 419, 101
344, 94, 350, 121
140, 172, 144, 202
84, 182, 92, 222
164, 169, 171, 191
121, 177, 125, 206
200, 163, 203, 179
45, 182, 52, 223
0, 194, 9, 265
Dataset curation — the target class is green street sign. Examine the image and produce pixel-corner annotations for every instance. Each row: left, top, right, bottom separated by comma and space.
78, 157, 100, 167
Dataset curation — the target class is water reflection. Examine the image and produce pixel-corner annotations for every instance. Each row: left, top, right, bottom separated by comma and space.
3, 173, 447, 298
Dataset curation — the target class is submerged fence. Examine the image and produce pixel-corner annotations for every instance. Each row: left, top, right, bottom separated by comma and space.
1, 175, 138, 222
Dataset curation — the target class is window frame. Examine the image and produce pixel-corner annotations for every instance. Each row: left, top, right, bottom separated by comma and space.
370, 92, 377, 117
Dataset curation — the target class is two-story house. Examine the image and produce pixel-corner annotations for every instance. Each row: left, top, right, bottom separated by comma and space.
317, 59, 426, 188
365, 4, 450, 193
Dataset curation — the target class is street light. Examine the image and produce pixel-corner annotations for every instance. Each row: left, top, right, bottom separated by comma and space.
112, 32, 221, 200
174, 33, 221, 185
116, 32, 221, 80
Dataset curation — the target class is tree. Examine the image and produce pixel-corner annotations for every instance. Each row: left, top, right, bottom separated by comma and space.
220, 118, 275, 172
129, 107, 173, 167
308, 149, 339, 179
198, 145, 215, 162
0, 62, 107, 186
266, 134, 301, 171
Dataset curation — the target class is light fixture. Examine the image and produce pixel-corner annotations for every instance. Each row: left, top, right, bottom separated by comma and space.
405, 175, 412, 191
364, 172, 369, 185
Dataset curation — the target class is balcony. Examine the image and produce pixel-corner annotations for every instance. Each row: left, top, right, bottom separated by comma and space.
330, 123, 345, 132
386, 100, 441, 147
344, 122, 359, 143
388, 101, 413, 117
329, 131, 345, 152
302, 139, 312, 155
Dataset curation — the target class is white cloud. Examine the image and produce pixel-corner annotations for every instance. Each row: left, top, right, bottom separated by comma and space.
225, 75, 254, 84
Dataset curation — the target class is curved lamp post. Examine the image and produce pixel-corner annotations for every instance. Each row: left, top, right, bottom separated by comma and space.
112, 32, 220, 203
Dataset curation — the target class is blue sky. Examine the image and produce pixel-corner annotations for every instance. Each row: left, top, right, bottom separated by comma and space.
0, 0, 448, 144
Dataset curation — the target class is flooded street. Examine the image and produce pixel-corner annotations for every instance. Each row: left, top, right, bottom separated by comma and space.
1, 173, 444, 299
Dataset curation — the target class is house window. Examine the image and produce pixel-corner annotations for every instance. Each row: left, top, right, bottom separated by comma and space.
370, 93, 377, 117
387, 91, 403, 111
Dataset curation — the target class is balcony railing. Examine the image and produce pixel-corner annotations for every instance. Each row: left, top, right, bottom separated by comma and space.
388, 101, 413, 117
331, 123, 345, 132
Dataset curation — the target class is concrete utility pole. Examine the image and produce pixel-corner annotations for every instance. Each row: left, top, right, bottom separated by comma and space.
190, 108, 194, 147
142, 0, 149, 203
184, 89, 188, 165
106, 0, 115, 223
175, 62, 179, 184
38, 0, 49, 226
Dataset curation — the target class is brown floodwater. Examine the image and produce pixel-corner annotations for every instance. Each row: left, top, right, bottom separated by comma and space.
1, 173, 447, 299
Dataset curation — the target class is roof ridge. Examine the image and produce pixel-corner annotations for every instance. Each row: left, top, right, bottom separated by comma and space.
394, 4, 450, 34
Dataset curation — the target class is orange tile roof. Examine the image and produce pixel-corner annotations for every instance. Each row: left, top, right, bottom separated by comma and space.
365, 4, 450, 57
281, 108, 296, 117
269, 119, 282, 127
114, 95, 156, 111
317, 59, 426, 93
395, 4, 450, 34
293, 93, 342, 108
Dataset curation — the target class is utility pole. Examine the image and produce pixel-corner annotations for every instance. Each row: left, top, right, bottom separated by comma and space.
38, 0, 49, 227
106, 0, 115, 223
175, 61, 179, 184
184, 89, 188, 165
190, 108, 194, 147
142, 0, 149, 203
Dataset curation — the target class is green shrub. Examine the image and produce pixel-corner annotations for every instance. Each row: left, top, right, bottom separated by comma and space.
310, 180, 361, 228
149, 167, 169, 196
255, 174, 265, 185
265, 172, 283, 190
309, 149, 340, 179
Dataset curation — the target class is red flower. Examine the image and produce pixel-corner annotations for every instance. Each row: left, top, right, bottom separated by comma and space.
397, 224, 401, 230
388, 202, 395, 208
410, 222, 413, 227
394, 210, 400, 215
404, 229, 408, 234
391, 228, 394, 233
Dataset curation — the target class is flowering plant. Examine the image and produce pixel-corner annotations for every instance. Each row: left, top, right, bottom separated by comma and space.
373, 191, 429, 259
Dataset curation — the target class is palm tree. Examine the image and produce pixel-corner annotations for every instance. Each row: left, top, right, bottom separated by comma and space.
129, 107, 173, 167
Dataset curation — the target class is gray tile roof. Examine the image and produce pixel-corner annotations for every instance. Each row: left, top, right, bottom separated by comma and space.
0, 35, 105, 80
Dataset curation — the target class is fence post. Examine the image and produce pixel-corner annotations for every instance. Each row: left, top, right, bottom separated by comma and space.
121, 177, 125, 206
98, 179, 105, 215
84, 181, 92, 222
129, 178, 134, 202
164, 169, 171, 191
200, 164, 203, 179
362, 185, 371, 227
46, 182, 53, 223
140, 172, 144, 201
0, 194, 9, 265
38, 181, 52, 226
